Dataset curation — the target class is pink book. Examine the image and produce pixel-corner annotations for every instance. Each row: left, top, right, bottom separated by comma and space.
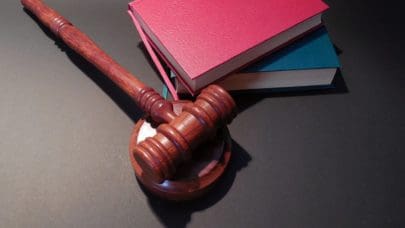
129, 0, 329, 93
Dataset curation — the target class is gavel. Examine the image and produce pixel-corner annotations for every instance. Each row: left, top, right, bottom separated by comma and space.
22, 0, 237, 199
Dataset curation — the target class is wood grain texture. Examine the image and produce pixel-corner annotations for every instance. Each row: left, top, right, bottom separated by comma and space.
129, 101, 232, 201
21, 0, 176, 124
21, 0, 237, 195
134, 85, 236, 183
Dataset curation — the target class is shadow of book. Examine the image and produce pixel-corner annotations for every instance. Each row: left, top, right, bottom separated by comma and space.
137, 42, 171, 82
229, 69, 348, 113
227, 40, 347, 112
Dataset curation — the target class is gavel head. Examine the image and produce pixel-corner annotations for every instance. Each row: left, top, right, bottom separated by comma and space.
133, 85, 237, 184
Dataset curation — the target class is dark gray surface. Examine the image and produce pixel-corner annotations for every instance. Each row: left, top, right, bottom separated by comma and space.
1, 0, 404, 227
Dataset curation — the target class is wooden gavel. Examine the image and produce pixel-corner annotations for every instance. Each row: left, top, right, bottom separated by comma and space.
22, 0, 237, 197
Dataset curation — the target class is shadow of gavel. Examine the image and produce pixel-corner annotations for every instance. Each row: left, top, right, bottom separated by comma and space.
22, 0, 237, 199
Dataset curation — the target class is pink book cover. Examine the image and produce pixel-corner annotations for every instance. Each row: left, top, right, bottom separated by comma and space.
129, 0, 329, 88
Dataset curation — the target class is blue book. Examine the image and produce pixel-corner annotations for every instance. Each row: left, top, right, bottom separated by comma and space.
175, 27, 340, 93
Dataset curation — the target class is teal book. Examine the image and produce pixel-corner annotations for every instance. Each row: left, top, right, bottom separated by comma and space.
175, 27, 340, 93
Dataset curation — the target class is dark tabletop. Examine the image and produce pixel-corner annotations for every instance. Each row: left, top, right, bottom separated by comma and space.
1, 0, 404, 227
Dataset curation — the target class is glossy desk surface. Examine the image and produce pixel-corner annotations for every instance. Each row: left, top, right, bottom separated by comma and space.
1, 0, 404, 227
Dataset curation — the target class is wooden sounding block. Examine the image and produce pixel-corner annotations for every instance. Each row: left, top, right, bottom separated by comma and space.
22, 0, 237, 200
130, 101, 233, 200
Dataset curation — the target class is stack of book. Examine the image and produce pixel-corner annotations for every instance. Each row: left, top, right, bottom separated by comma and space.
128, 0, 340, 97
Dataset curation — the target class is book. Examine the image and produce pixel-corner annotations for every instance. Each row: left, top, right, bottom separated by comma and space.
174, 27, 340, 93
128, 0, 329, 93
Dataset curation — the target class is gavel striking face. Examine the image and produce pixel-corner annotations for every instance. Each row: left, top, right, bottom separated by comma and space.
22, 0, 237, 200
134, 85, 236, 184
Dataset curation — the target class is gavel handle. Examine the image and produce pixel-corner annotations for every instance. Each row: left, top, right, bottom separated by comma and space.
22, 0, 237, 183
22, 0, 176, 124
